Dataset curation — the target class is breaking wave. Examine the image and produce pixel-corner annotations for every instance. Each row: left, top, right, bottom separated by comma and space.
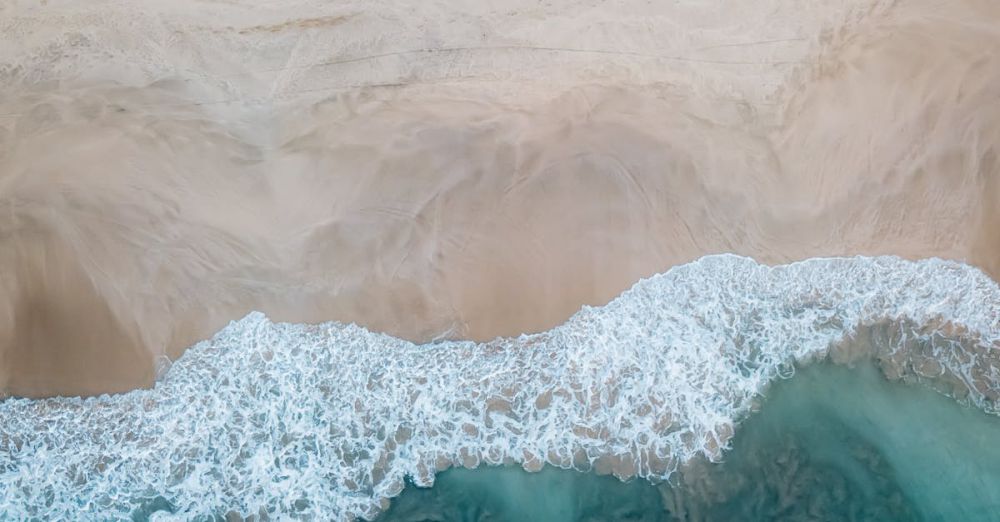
1, 254, 999, 520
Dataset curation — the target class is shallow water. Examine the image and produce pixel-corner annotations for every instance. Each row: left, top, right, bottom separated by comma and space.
2, 255, 999, 520
378, 362, 1000, 522
376, 466, 665, 522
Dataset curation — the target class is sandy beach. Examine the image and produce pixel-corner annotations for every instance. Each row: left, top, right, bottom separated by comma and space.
1, 0, 999, 397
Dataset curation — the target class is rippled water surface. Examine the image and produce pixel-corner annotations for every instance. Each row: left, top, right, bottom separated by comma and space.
379, 362, 1000, 522
2, 256, 999, 520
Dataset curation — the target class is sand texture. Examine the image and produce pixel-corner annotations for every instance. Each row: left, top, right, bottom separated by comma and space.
1, 0, 998, 396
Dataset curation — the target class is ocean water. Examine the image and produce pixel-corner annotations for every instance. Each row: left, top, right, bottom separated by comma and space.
1, 255, 999, 520
376, 465, 666, 521
378, 362, 1000, 521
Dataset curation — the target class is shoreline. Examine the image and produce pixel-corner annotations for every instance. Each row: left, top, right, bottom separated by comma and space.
2, 0, 999, 399
3, 254, 999, 519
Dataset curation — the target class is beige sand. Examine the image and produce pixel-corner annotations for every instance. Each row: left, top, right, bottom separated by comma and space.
1, 0, 998, 397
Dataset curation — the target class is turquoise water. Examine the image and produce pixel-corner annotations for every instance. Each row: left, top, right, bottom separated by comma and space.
374, 466, 664, 522
378, 361, 1000, 522
5, 256, 1000, 520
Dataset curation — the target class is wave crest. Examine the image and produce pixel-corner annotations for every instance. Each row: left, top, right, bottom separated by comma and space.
1, 255, 998, 520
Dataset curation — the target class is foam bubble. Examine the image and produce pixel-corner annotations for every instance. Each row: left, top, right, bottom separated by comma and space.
1, 255, 998, 520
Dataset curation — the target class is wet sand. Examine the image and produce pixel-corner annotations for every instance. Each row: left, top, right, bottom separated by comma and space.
1, 0, 999, 397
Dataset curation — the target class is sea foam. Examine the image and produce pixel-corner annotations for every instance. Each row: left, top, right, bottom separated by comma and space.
1, 255, 998, 520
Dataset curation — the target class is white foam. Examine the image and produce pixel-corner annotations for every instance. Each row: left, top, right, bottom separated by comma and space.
1, 255, 998, 520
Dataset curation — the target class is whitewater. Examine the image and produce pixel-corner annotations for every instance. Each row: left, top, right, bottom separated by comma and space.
1, 254, 998, 520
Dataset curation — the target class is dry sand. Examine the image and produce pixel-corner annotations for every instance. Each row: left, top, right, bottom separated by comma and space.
1, 0, 998, 397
